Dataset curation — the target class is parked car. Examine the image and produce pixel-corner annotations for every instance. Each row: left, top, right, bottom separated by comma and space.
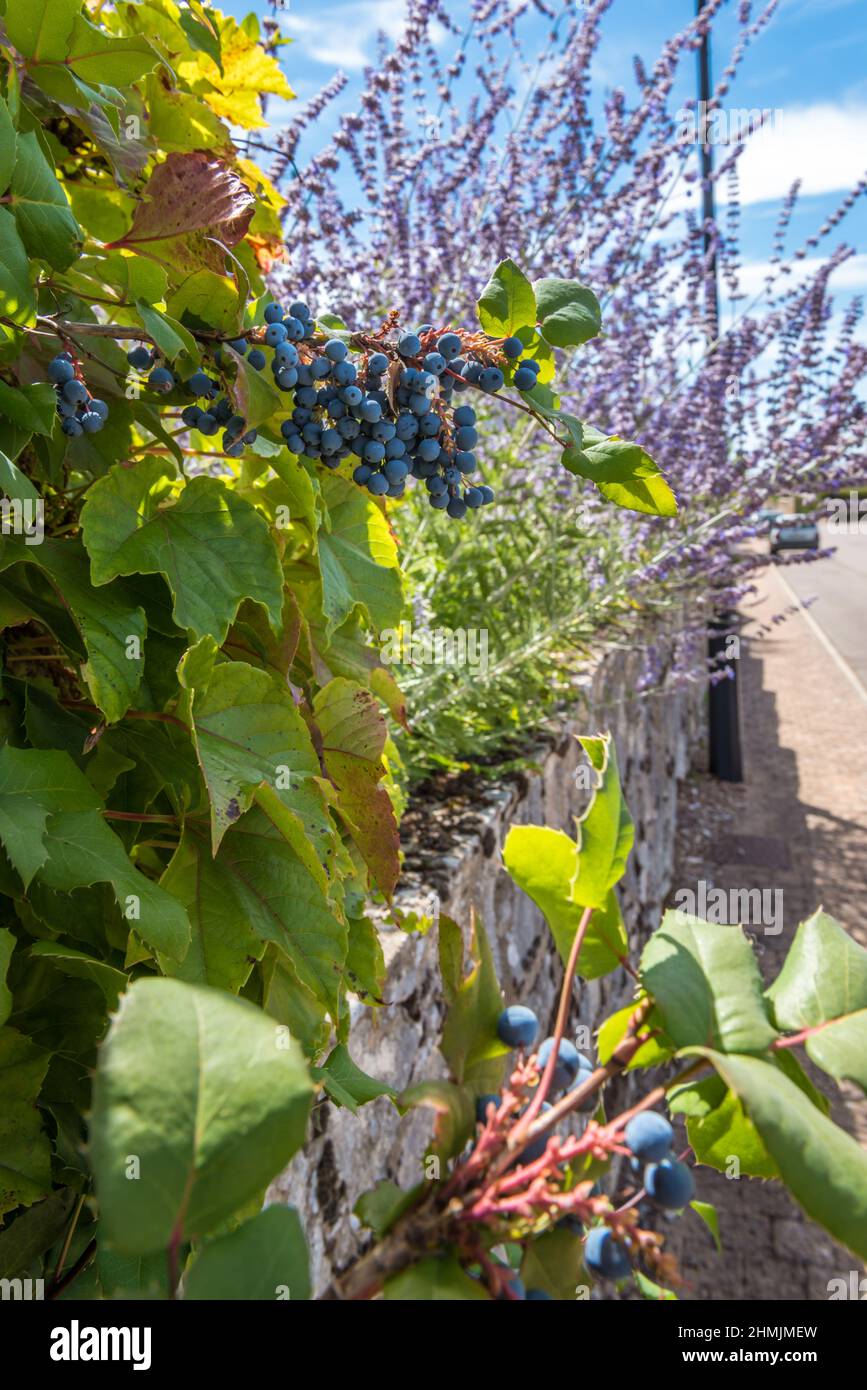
769, 514, 820, 553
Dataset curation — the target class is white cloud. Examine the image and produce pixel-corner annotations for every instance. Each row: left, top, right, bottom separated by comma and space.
281, 1, 443, 71
720, 102, 867, 206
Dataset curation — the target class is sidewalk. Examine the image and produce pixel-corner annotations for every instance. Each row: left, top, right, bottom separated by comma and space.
662, 562, 867, 1301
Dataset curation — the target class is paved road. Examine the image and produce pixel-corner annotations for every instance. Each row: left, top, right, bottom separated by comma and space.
770, 522, 867, 695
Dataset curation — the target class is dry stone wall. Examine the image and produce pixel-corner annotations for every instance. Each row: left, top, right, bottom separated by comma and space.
268, 645, 707, 1294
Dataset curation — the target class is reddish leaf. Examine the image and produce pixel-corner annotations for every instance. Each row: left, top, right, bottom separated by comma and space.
313, 678, 400, 900
107, 152, 255, 250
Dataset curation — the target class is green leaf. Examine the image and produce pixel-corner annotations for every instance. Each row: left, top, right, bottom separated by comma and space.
384, 1253, 490, 1301
0, 927, 14, 1027
573, 733, 634, 907
520, 1227, 584, 1300
597, 1001, 673, 1070
0, 94, 17, 193
81, 458, 284, 644
439, 913, 508, 1092
315, 1044, 397, 1113
96, 1247, 168, 1300
685, 1084, 778, 1178
4, 0, 81, 60
0, 449, 39, 502
0, 1187, 76, 1279
806, 1012, 867, 1096
534, 276, 601, 348
767, 909, 867, 1030
688, 1048, 867, 1260
90, 977, 314, 1254
0, 379, 56, 436
316, 473, 404, 638
477, 258, 536, 338
0, 1026, 52, 1217
178, 7, 223, 73
54, 14, 160, 86
227, 343, 283, 430
134, 300, 197, 362
8, 132, 82, 270
398, 1079, 475, 1162
184, 1206, 309, 1301
0, 746, 190, 962
690, 1200, 721, 1253
313, 677, 399, 899
28, 942, 127, 1012
502, 827, 627, 979
182, 649, 329, 853
640, 910, 778, 1054
634, 1270, 678, 1300
0, 536, 146, 723
166, 810, 346, 1022
159, 829, 264, 994
354, 1180, 421, 1239
0, 207, 36, 326
563, 437, 677, 518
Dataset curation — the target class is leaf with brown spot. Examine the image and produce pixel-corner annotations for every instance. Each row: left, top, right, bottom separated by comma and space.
312, 678, 400, 900
106, 153, 255, 272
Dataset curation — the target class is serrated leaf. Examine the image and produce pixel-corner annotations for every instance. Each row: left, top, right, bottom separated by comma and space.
563, 437, 677, 518
596, 1001, 673, 1070
640, 911, 778, 1054
685, 1084, 778, 1178
56, 14, 160, 86
0, 746, 190, 962
573, 733, 634, 907
534, 277, 601, 348
28, 942, 126, 1011
81, 457, 284, 644
159, 829, 263, 994
227, 343, 282, 430
0, 1187, 76, 1279
184, 1206, 309, 1301
90, 977, 313, 1254
108, 153, 254, 252
4, 0, 81, 61
806, 1012, 867, 1096
0, 1026, 52, 1217
520, 1227, 584, 1300
0, 380, 56, 436
0, 536, 146, 723
477, 258, 536, 338
503, 825, 628, 979
317, 473, 403, 638
0, 928, 13, 1027
687, 1048, 867, 1260
0, 449, 39, 502
0, 207, 36, 326
134, 300, 197, 362
182, 649, 329, 853
313, 677, 399, 899
7, 132, 82, 271
766, 908, 867, 1030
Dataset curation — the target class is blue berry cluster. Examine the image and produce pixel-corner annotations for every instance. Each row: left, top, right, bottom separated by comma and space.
48, 353, 109, 438
501, 334, 543, 393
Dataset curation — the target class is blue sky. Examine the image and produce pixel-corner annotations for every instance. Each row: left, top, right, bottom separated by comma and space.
221, 0, 867, 324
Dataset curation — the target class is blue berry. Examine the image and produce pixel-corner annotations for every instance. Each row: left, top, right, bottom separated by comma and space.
333, 359, 356, 387
126, 345, 153, 370
289, 301, 310, 320
311, 356, 332, 380
228, 337, 248, 354
645, 1158, 694, 1210
464, 487, 483, 508
368, 352, 389, 375
517, 1103, 552, 1164
426, 475, 447, 497
398, 333, 421, 358
325, 338, 348, 362
276, 368, 298, 390
568, 1054, 596, 1112
90, 400, 109, 421
479, 366, 504, 393
359, 398, 382, 423
321, 427, 341, 454
264, 322, 288, 347
513, 366, 537, 392
502, 336, 524, 359
264, 303, 284, 324
624, 1112, 673, 1163
363, 440, 386, 464
453, 405, 476, 427
342, 385, 363, 407
437, 331, 463, 360
479, 485, 495, 505
187, 370, 212, 397
417, 437, 440, 463
80, 411, 104, 433
429, 492, 449, 509
537, 1037, 581, 1092
497, 1005, 539, 1048
456, 451, 476, 474
455, 425, 478, 450
367, 472, 388, 496
197, 413, 218, 436
275, 343, 299, 369
62, 379, 89, 404
61, 417, 83, 437
423, 352, 446, 376
247, 349, 266, 371
583, 1228, 631, 1279
48, 356, 75, 384
353, 463, 373, 485
384, 458, 408, 484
